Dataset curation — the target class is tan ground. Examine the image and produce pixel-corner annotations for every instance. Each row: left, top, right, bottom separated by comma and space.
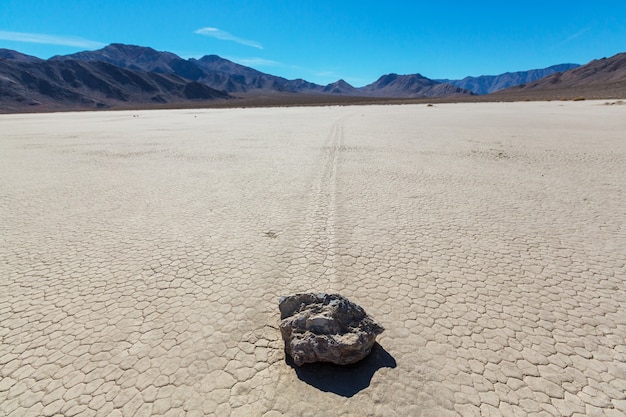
1, 101, 625, 417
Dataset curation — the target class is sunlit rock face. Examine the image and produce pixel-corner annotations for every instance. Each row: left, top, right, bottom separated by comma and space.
279, 293, 384, 366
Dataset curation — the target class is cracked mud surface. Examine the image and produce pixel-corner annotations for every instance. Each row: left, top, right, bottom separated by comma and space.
1, 102, 625, 416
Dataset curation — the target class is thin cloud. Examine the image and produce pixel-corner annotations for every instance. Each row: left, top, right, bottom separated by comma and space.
315, 70, 342, 78
233, 57, 281, 67
195, 27, 263, 49
562, 27, 591, 44
552, 27, 591, 50
0, 30, 104, 48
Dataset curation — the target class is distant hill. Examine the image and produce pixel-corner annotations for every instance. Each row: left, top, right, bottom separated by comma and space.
2, 43, 624, 112
494, 52, 626, 100
0, 58, 230, 112
51, 43, 181, 73
439, 64, 581, 94
361, 73, 473, 98
323, 79, 361, 95
0, 49, 43, 62
50, 44, 468, 98
53, 44, 321, 94
190, 54, 312, 93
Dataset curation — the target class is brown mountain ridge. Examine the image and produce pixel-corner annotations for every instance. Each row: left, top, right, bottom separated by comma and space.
493, 53, 626, 100
0, 58, 229, 112
1, 44, 625, 112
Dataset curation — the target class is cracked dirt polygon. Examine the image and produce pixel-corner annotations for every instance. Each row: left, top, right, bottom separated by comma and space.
1, 102, 625, 416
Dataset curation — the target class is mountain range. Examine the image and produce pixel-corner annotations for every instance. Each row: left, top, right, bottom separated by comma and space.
0, 54, 228, 111
438, 63, 580, 95
494, 53, 626, 100
49, 44, 475, 98
50, 45, 313, 94
1, 43, 625, 112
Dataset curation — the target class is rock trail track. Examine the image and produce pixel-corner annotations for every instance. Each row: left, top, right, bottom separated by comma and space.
295, 115, 349, 293
1, 102, 625, 416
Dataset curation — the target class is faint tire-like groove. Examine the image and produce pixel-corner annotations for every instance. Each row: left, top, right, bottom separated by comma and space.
293, 116, 349, 293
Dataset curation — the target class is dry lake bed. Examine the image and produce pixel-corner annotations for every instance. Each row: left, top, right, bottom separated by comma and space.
1, 101, 625, 416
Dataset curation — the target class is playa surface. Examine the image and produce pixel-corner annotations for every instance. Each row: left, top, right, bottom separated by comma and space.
1, 102, 625, 416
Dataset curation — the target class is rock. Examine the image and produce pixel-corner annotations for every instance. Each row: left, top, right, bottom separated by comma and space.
279, 293, 384, 366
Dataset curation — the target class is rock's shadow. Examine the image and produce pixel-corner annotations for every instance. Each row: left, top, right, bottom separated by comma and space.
286, 343, 397, 397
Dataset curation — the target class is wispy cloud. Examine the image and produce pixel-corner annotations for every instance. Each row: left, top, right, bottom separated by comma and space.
562, 27, 591, 45
0, 30, 104, 48
194, 27, 263, 49
232, 57, 281, 67
315, 70, 342, 78
550, 26, 591, 51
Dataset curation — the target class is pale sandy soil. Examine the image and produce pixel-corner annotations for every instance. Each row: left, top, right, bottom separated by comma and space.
1, 101, 625, 416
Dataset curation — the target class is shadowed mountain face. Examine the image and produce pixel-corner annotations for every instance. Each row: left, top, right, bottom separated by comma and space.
0, 58, 230, 112
0, 49, 43, 62
54, 44, 318, 94
361, 73, 474, 98
323, 79, 361, 95
2, 44, 624, 112
49, 44, 470, 97
509, 53, 626, 89
191, 54, 306, 93
439, 64, 580, 94
51, 44, 181, 73
494, 52, 626, 99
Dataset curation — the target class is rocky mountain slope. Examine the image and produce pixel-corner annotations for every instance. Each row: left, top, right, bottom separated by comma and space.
52, 44, 319, 94
361, 73, 473, 98
2, 44, 624, 112
323, 79, 361, 95
0, 57, 229, 112
0, 49, 43, 62
50, 44, 472, 97
494, 52, 626, 99
439, 64, 580, 94
510, 53, 626, 89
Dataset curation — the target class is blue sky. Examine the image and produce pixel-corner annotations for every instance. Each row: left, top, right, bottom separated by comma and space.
1, 1, 625, 86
